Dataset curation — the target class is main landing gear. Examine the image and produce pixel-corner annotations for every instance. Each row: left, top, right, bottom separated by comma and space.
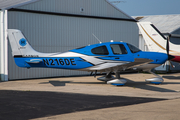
97, 72, 127, 86
97, 69, 164, 86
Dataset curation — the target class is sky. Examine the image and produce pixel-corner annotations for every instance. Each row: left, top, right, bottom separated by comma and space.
108, 0, 180, 16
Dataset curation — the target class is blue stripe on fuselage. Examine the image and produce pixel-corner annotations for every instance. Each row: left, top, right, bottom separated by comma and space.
14, 57, 93, 69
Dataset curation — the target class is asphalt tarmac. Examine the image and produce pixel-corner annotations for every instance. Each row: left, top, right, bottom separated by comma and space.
0, 73, 180, 120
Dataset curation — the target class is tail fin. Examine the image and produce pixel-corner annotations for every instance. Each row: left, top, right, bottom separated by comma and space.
137, 22, 167, 53
7, 29, 39, 57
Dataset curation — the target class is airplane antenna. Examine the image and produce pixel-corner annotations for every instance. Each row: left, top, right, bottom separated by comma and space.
92, 33, 102, 43
110, 1, 126, 6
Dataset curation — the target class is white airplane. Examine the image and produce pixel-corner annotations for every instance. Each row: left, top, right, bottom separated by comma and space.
137, 22, 180, 63
7, 29, 174, 86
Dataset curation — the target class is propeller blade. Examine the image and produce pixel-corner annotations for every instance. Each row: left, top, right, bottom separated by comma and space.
166, 36, 170, 55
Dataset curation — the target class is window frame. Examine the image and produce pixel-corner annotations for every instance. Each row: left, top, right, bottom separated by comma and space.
91, 45, 109, 55
110, 44, 128, 55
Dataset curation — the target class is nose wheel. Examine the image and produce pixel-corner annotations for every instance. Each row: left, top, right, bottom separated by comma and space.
145, 70, 164, 84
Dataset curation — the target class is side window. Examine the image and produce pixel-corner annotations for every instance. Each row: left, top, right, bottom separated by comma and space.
110, 44, 127, 54
91, 46, 109, 55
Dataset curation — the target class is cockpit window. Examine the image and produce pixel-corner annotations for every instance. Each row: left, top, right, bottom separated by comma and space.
127, 43, 141, 53
91, 45, 109, 55
110, 44, 127, 54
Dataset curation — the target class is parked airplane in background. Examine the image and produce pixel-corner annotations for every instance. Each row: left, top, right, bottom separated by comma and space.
137, 22, 180, 63
7, 29, 174, 86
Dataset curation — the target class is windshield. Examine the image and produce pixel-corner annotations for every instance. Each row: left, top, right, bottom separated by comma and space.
127, 43, 141, 53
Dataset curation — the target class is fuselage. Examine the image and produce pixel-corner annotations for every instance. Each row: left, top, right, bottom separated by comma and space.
14, 42, 168, 72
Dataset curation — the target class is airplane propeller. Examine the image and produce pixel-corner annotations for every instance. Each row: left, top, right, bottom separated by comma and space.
166, 35, 175, 68
166, 35, 170, 56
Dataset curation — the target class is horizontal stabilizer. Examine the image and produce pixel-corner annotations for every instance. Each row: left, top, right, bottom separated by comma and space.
25, 59, 42, 64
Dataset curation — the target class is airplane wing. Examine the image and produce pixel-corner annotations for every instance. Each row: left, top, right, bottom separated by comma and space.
105, 58, 153, 72
83, 57, 153, 72
125, 58, 154, 69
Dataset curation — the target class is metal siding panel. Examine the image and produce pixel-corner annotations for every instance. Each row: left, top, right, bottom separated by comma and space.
17, 0, 131, 19
0, 0, 40, 9
8, 11, 138, 80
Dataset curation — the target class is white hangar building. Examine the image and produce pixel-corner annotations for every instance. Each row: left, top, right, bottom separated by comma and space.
135, 15, 180, 72
0, 0, 138, 81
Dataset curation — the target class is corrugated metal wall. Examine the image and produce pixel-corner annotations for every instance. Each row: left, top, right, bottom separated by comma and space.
8, 0, 138, 80
17, 0, 130, 19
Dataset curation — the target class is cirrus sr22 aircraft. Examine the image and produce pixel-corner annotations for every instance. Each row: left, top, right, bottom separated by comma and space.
7, 29, 174, 86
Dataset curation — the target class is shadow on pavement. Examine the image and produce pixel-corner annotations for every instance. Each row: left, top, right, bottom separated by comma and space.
39, 81, 72, 86
0, 90, 166, 120
39, 79, 179, 92
124, 78, 178, 92
162, 75, 180, 80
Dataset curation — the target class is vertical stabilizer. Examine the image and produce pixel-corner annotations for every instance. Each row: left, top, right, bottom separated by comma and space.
7, 29, 39, 57
137, 22, 167, 53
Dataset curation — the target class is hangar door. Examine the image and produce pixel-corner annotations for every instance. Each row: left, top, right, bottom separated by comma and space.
8, 11, 138, 80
